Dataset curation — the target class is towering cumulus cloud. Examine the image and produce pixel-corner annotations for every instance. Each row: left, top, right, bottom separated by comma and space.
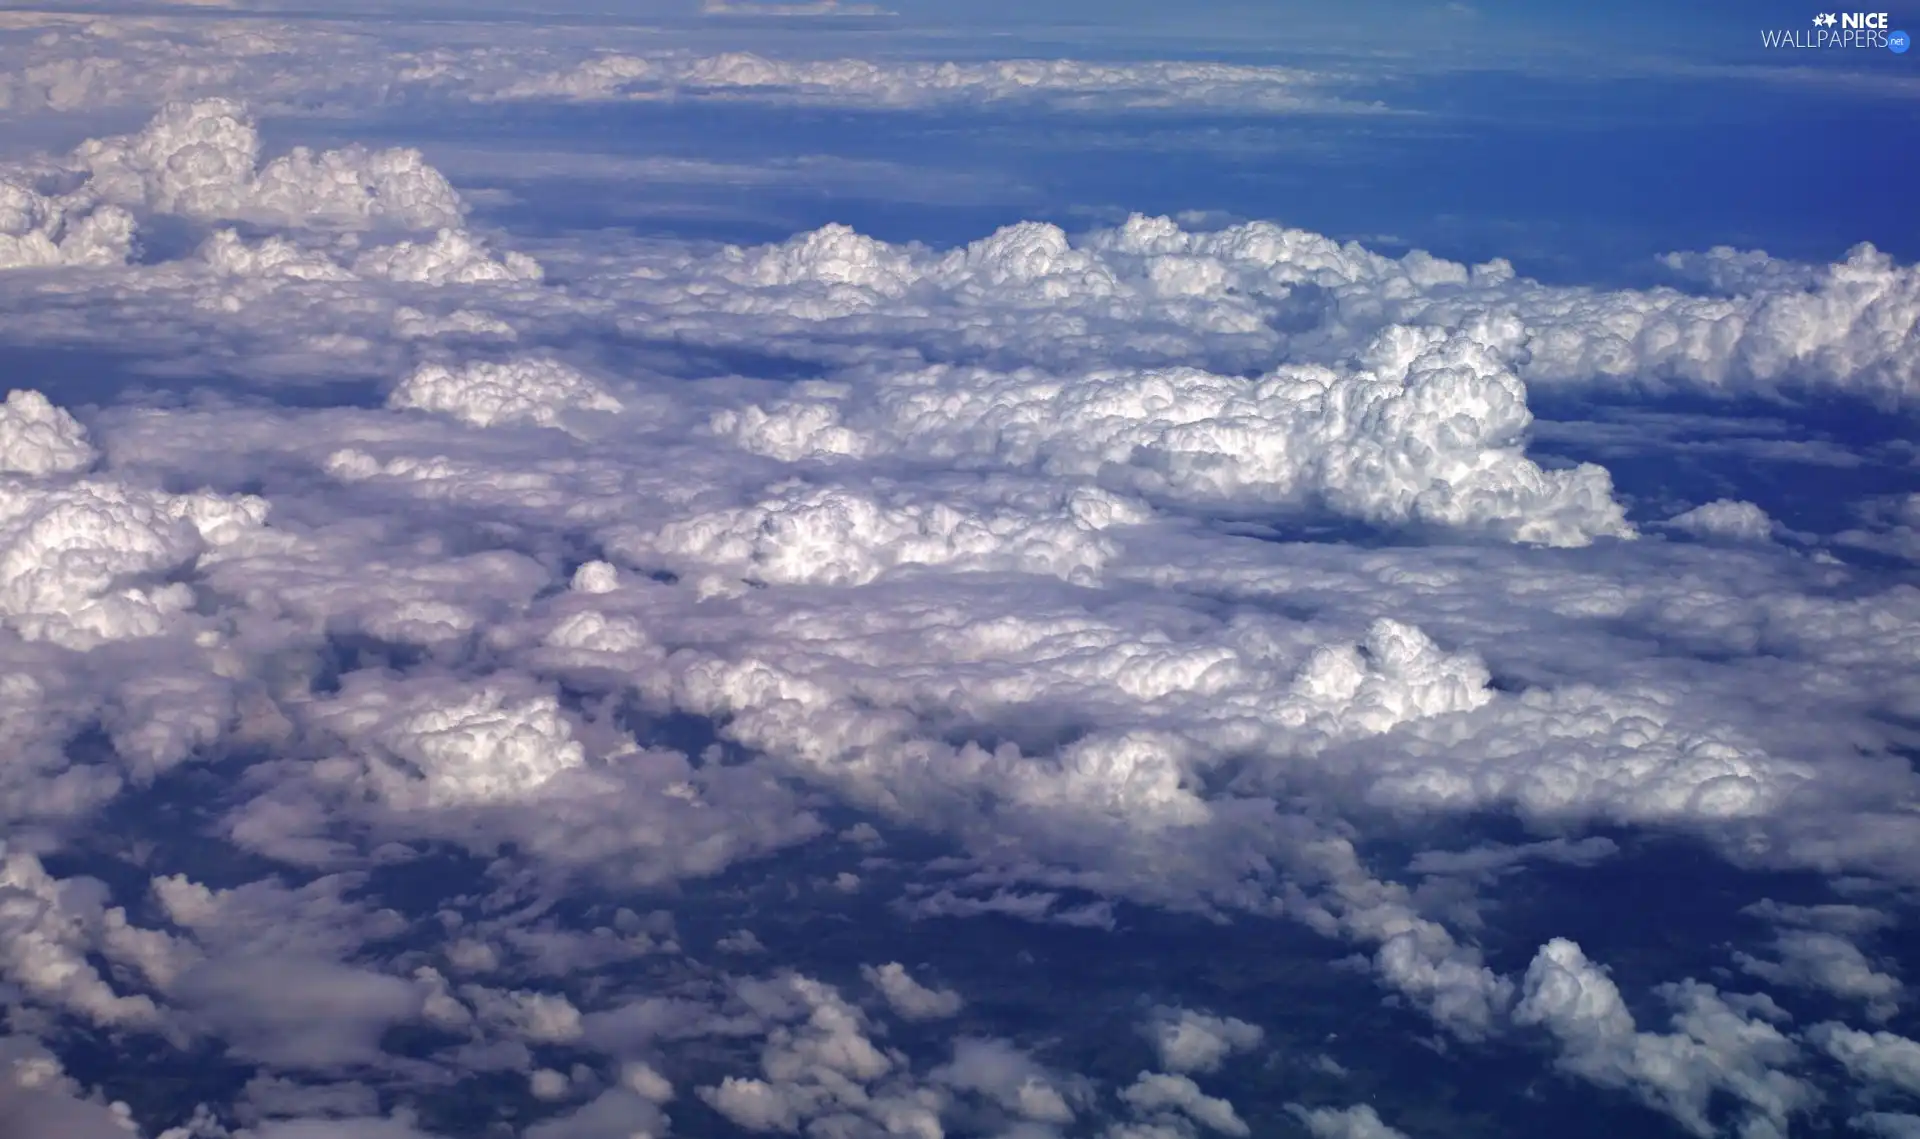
0, 390, 96, 475
76, 98, 463, 229
0, 99, 467, 274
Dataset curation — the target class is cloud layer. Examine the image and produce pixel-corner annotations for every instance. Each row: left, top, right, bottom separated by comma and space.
0, 67, 1915, 1139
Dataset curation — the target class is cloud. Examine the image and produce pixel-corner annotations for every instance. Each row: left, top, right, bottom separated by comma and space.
1808, 1024, 1920, 1098
76, 99, 464, 230
461, 985, 585, 1043
1854, 1114, 1920, 1139
599, 213, 1920, 410
1119, 1072, 1249, 1136
386, 359, 621, 431
713, 324, 1635, 547
482, 53, 1371, 113
170, 957, 427, 1070
3, 98, 468, 279
701, 0, 894, 15
1407, 836, 1619, 879
932, 1038, 1082, 1125
863, 962, 964, 1020
0, 20, 1377, 118
352, 229, 543, 286
0, 181, 133, 271
1141, 1008, 1263, 1075
0, 850, 161, 1027
0, 1035, 141, 1139
1290, 1098, 1413, 1137
307, 678, 588, 809
1516, 938, 1811, 1138
240, 1120, 450, 1139
521, 1087, 670, 1139
1663, 499, 1779, 544
0, 471, 267, 649
0, 389, 96, 476
1285, 1104, 1409, 1139
1735, 930, 1902, 1022
693, 973, 954, 1138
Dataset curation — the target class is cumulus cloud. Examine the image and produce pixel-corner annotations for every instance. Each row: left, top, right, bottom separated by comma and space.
616, 213, 1920, 410
1286, 1104, 1410, 1139
863, 962, 964, 1020
352, 228, 543, 286
638, 478, 1148, 587
1664, 499, 1779, 544
308, 678, 587, 809
715, 324, 1633, 547
1407, 835, 1618, 879
1735, 930, 1902, 1021
2, 98, 471, 284
1141, 1008, 1263, 1074
0, 467, 267, 649
931, 1038, 1081, 1125
0, 1036, 140, 1139
1119, 1072, 1249, 1136
75, 99, 463, 230
693, 973, 952, 1138
1808, 1024, 1920, 1098
1516, 938, 1811, 1138
386, 358, 621, 430
0, 848, 163, 1028
0, 389, 96, 476
0, 178, 133, 270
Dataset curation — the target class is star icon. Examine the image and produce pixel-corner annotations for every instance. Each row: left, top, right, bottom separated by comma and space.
1813, 12, 1838, 26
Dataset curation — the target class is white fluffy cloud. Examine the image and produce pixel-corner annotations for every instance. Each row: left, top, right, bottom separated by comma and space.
3, 97, 471, 285
1736, 930, 1902, 1022
1141, 1008, 1263, 1075
387, 358, 621, 430
1664, 499, 1779, 544
0, 848, 163, 1028
0, 179, 133, 270
0, 464, 268, 649
310, 679, 587, 809
609, 213, 1920, 409
639, 478, 1149, 586
932, 1037, 1081, 1125
715, 324, 1634, 547
1808, 1024, 1920, 1098
1516, 938, 1811, 1138
0, 1035, 141, 1139
0, 389, 96, 476
1119, 1072, 1248, 1136
1286, 1104, 1410, 1139
863, 962, 964, 1020
76, 99, 463, 230
352, 228, 543, 286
